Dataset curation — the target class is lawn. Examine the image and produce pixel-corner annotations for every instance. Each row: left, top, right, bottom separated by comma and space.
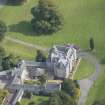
20, 95, 49, 105
24, 80, 40, 85
0, 0, 104, 51
1, 40, 36, 60
74, 59, 95, 80
0, 0, 105, 105
0, 0, 105, 54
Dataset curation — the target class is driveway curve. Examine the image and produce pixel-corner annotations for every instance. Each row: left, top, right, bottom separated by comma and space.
78, 51, 101, 105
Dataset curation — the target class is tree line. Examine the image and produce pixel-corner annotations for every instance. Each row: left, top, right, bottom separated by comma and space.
0, 47, 20, 71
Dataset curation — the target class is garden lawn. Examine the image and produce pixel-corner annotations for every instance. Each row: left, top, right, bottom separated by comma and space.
24, 80, 40, 85
20, 95, 49, 105
74, 59, 95, 80
2, 40, 36, 60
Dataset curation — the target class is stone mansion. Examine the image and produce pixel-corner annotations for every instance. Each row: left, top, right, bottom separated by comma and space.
47, 44, 78, 78
22, 44, 79, 80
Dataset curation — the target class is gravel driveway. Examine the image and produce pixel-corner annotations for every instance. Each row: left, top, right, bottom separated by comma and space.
78, 51, 101, 105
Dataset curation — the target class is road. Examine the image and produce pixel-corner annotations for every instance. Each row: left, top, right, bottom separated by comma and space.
78, 51, 101, 105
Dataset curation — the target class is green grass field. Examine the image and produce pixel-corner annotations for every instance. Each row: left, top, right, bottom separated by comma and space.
2, 40, 36, 60
0, 0, 104, 51
74, 59, 95, 80
20, 95, 49, 105
0, 0, 105, 57
0, 0, 105, 105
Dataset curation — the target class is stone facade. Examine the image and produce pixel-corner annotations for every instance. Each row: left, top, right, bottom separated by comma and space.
48, 44, 77, 78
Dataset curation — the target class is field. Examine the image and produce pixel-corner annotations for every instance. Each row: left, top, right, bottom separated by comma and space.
0, 0, 104, 51
2, 40, 36, 60
0, 0, 105, 105
20, 95, 49, 105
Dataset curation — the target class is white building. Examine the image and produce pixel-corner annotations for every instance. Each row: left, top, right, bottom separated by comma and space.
48, 44, 77, 79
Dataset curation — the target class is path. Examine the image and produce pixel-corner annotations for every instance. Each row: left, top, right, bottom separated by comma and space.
5, 36, 48, 52
78, 51, 101, 105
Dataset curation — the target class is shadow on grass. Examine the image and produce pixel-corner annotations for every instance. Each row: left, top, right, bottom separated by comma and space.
9, 21, 37, 36
6, 1, 25, 6
9, 21, 53, 36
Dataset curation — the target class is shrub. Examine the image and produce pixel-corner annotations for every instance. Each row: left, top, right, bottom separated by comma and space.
89, 37, 94, 51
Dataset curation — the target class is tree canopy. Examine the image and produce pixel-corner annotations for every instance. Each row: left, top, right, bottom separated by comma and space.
0, 47, 20, 71
93, 100, 105, 105
35, 50, 46, 62
48, 91, 77, 105
31, 0, 63, 34
62, 79, 80, 99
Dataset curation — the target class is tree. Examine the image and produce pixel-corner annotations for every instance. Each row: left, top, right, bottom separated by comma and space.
89, 37, 94, 51
48, 91, 77, 105
57, 91, 76, 105
2, 54, 20, 70
39, 74, 47, 87
31, 0, 63, 34
35, 50, 46, 62
24, 92, 33, 99
0, 47, 20, 71
92, 100, 105, 105
48, 93, 61, 105
7, 54, 21, 67
62, 79, 80, 99
2, 57, 11, 70
0, 20, 7, 41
